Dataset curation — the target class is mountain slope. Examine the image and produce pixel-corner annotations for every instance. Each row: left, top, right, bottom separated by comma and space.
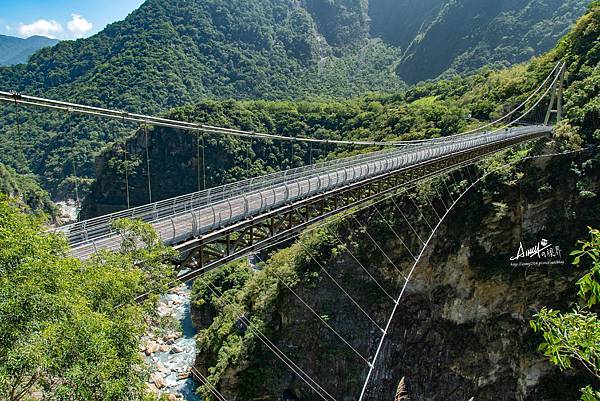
1, 0, 588, 109
0, 0, 590, 198
393, 0, 589, 83
0, 34, 59, 66
0, 0, 403, 112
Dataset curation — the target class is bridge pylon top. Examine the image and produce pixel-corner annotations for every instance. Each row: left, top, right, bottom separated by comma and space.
544, 62, 567, 126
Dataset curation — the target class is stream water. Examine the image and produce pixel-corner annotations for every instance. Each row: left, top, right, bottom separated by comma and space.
144, 284, 202, 401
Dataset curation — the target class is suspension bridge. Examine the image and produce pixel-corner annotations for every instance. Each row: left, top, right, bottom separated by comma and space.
0, 61, 570, 400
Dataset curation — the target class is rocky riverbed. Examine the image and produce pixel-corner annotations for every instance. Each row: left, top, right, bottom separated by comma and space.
142, 284, 202, 401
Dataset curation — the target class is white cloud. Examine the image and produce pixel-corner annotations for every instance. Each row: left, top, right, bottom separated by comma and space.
5, 25, 10, 32
67, 14, 92, 38
18, 19, 63, 38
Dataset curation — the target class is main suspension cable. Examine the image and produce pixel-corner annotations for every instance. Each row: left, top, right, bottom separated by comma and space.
0, 62, 562, 149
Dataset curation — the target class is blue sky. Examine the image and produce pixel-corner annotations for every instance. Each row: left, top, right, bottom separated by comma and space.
0, 0, 145, 39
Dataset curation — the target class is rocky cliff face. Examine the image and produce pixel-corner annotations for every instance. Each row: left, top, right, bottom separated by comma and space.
191, 151, 599, 400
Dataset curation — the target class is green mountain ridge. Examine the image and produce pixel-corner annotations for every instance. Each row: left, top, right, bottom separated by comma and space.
1, 0, 589, 105
0, 34, 59, 66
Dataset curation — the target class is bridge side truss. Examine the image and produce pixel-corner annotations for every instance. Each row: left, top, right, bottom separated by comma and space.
174, 132, 545, 282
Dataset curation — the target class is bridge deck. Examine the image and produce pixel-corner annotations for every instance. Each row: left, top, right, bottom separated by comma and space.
56, 126, 551, 259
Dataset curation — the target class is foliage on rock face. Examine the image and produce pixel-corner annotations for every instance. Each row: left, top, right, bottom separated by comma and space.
531, 228, 600, 400
0, 197, 174, 401
0, 162, 57, 217
191, 227, 341, 400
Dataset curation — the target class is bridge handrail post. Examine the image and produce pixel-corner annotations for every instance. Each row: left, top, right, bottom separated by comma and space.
243, 194, 249, 216
217, 208, 222, 228
170, 218, 176, 243
227, 200, 233, 224
82, 220, 88, 242
188, 193, 195, 212
259, 192, 265, 212
191, 211, 198, 236
270, 188, 276, 210
209, 204, 216, 230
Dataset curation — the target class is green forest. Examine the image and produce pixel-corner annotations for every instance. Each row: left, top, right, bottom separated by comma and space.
0, 0, 598, 400
0, 0, 590, 198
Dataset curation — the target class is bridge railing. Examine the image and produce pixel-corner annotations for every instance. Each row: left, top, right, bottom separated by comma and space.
64, 126, 551, 257
58, 123, 520, 245
57, 126, 541, 248
56, 141, 429, 245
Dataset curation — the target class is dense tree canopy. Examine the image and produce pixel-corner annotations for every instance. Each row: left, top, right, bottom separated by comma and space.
0, 197, 174, 400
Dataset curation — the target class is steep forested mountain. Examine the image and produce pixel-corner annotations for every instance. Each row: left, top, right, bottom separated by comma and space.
1, 0, 589, 106
392, 0, 588, 83
0, 34, 58, 66
0, 0, 590, 198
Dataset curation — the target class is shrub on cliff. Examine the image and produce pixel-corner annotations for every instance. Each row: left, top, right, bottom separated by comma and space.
531, 228, 600, 401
